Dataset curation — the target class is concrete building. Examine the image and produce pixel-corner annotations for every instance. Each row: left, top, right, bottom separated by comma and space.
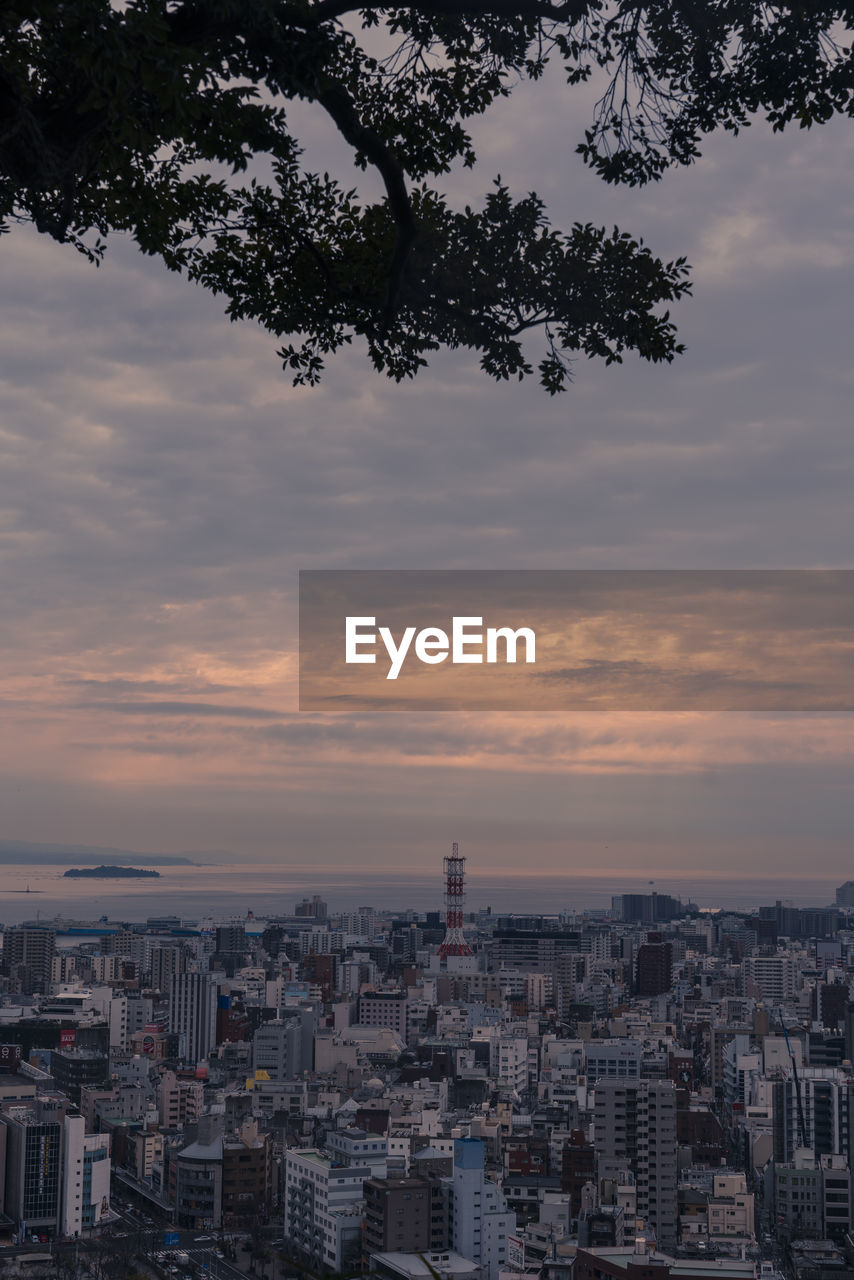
61, 1114, 111, 1236
775, 1150, 851, 1242
773, 1070, 854, 1164
222, 1122, 273, 1224
742, 954, 796, 1002
173, 1130, 224, 1230
574, 1247, 754, 1280
150, 944, 187, 994
284, 1148, 370, 1272
636, 938, 673, 998
253, 1018, 303, 1081
51, 1049, 109, 1106
295, 896, 328, 919
364, 1175, 447, 1260
90, 955, 119, 984
359, 991, 409, 1039
585, 1041, 642, 1084
158, 1070, 204, 1128
706, 1173, 755, 1241
497, 1035, 529, 1093
327, 1127, 388, 1177
169, 972, 217, 1064
215, 924, 247, 955
0, 1101, 64, 1235
594, 1080, 678, 1248
3, 928, 56, 994
446, 1137, 513, 1280
370, 1251, 480, 1280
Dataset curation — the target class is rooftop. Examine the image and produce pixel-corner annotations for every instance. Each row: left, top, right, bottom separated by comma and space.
581, 1249, 755, 1278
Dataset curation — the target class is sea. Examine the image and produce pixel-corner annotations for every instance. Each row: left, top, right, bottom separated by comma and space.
0, 862, 842, 930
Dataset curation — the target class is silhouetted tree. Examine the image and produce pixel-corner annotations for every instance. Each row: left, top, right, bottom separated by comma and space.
2, 1, 852, 390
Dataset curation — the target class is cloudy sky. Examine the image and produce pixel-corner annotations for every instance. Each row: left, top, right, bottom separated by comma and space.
1, 60, 854, 880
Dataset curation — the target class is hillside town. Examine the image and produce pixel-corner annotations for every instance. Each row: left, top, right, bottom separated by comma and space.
2, 852, 854, 1280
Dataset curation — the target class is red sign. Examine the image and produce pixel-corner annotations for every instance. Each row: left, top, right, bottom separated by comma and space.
60, 1029, 77, 1048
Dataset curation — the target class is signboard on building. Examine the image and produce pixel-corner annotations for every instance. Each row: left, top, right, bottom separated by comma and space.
0, 1044, 22, 1073
60, 1028, 76, 1048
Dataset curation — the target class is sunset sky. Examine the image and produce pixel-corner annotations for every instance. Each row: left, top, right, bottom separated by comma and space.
2, 68, 854, 878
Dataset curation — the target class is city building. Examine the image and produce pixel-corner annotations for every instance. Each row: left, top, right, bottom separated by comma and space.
169, 972, 217, 1064
3, 928, 56, 994
51, 1048, 109, 1106
446, 1137, 514, 1280
61, 1114, 111, 1236
364, 1175, 447, 1260
594, 1080, 678, 1248
0, 1101, 65, 1236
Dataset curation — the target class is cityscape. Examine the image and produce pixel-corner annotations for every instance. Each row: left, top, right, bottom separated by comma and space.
1, 848, 854, 1280
4, 10, 854, 1280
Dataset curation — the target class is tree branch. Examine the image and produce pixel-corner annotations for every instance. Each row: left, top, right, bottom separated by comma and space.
313, 80, 416, 328
309, 0, 590, 23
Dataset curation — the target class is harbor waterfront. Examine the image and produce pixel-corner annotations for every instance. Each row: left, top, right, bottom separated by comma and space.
0, 861, 841, 927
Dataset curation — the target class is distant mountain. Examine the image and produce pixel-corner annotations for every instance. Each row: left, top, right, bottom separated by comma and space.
0, 840, 210, 866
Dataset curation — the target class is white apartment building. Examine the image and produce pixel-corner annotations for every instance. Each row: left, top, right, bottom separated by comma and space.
284, 1148, 368, 1271
446, 1137, 514, 1280
742, 954, 796, 1002
62, 1114, 111, 1237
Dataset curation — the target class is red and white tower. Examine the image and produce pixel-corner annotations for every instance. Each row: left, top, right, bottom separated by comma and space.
437, 842, 474, 958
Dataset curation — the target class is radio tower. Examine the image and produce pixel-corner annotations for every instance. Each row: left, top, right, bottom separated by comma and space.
437, 842, 474, 958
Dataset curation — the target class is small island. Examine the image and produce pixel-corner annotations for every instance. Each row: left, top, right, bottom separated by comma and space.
63, 865, 161, 879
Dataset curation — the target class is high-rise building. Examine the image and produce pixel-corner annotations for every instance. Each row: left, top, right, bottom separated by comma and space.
295, 896, 328, 919
0, 1101, 65, 1235
611, 894, 682, 924
562, 1132, 597, 1218
223, 1123, 273, 1223
284, 1148, 367, 1271
215, 924, 247, 954
446, 1137, 513, 1280
100, 929, 148, 969
61, 1114, 111, 1236
594, 1080, 678, 1248
150, 944, 187, 994
742, 953, 795, 1001
214, 925, 248, 974
51, 1049, 110, 1106
169, 972, 217, 1064
2, 928, 56, 994
635, 935, 673, 997
253, 1018, 303, 1081
772, 1069, 854, 1165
